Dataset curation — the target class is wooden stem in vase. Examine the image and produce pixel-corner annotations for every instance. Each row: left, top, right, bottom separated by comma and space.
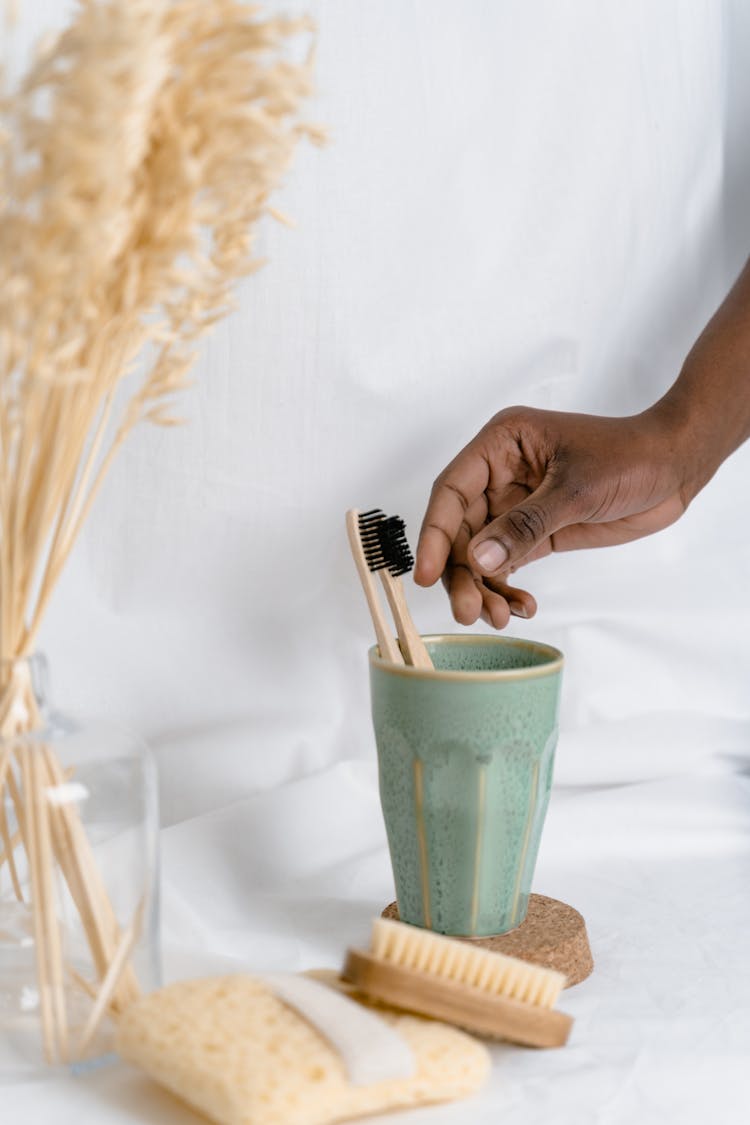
42, 748, 141, 1011
0, 660, 141, 1064
33, 750, 69, 1061
20, 748, 57, 1063
76, 896, 145, 1057
0, 746, 24, 901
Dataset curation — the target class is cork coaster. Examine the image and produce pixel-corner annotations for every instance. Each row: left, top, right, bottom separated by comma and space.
382, 893, 593, 987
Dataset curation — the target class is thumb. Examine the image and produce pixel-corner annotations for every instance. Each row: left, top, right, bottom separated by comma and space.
469, 478, 577, 575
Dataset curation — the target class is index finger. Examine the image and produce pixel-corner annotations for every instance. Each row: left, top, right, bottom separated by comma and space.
414, 449, 490, 587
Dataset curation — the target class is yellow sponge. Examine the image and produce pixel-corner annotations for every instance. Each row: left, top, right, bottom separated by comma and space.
116, 973, 490, 1125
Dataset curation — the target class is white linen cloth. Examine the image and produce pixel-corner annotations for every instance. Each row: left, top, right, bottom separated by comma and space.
6, 0, 750, 1121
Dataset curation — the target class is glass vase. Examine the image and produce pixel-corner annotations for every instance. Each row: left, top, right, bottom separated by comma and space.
0, 655, 160, 1080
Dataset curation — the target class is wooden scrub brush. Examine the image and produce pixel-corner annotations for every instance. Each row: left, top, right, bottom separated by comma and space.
343, 916, 573, 1048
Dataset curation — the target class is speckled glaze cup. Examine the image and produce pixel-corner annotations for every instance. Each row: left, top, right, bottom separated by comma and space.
370, 634, 563, 937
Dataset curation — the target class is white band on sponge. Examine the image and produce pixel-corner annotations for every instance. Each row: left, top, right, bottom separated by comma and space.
261, 972, 416, 1086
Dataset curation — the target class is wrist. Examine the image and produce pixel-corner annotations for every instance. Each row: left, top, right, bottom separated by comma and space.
639, 389, 706, 507
647, 341, 750, 505
648, 259, 750, 502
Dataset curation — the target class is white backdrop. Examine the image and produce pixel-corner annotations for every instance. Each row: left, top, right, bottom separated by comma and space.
28, 0, 748, 788
7, 2, 750, 1123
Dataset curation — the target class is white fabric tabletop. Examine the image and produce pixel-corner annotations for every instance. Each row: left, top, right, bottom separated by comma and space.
7, 734, 750, 1124
5, 0, 750, 1122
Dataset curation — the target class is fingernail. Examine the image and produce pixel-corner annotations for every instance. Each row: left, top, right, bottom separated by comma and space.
510, 601, 528, 618
472, 539, 508, 572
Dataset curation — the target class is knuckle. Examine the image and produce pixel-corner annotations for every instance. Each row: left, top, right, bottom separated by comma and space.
458, 517, 474, 544
438, 477, 471, 512
484, 410, 524, 448
424, 520, 453, 551
506, 503, 548, 544
488, 405, 530, 428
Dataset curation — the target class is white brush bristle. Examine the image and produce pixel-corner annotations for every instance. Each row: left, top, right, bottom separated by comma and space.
371, 917, 565, 1010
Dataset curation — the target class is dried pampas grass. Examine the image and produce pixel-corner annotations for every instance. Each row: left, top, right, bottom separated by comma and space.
0, 0, 320, 1064
0, 0, 322, 663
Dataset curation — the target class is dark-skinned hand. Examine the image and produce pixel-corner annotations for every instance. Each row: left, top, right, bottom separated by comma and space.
416, 256, 750, 628
415, 405, 689, 628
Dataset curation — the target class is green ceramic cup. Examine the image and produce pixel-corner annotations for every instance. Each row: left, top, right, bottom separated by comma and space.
370, 634, 563, 937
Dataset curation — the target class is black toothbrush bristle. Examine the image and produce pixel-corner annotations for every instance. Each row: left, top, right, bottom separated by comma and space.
358, 509, 415, 577
358, 509, 389, 572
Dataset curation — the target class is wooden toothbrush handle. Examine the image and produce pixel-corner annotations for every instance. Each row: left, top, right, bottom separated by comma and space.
379, 570, 433, 670
345, 510, 403, 664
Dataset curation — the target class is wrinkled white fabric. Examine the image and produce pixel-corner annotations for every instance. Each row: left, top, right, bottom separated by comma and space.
7, 0, 750, 1122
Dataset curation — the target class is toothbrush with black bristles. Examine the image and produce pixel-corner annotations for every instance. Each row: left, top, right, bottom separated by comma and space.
346, 509, 433, 669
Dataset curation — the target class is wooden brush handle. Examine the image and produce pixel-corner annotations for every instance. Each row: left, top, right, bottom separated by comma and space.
378, 571, 433, 670
346, 510, 403, 664
343, 949, 572, 1048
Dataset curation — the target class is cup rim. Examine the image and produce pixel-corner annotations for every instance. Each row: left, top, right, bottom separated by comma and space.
368, 633, 564, 681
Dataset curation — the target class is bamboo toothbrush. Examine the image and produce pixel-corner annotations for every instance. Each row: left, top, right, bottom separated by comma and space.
346, 509, 433, 670
343, 916, 573, 1048
346, 509, 403, 664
